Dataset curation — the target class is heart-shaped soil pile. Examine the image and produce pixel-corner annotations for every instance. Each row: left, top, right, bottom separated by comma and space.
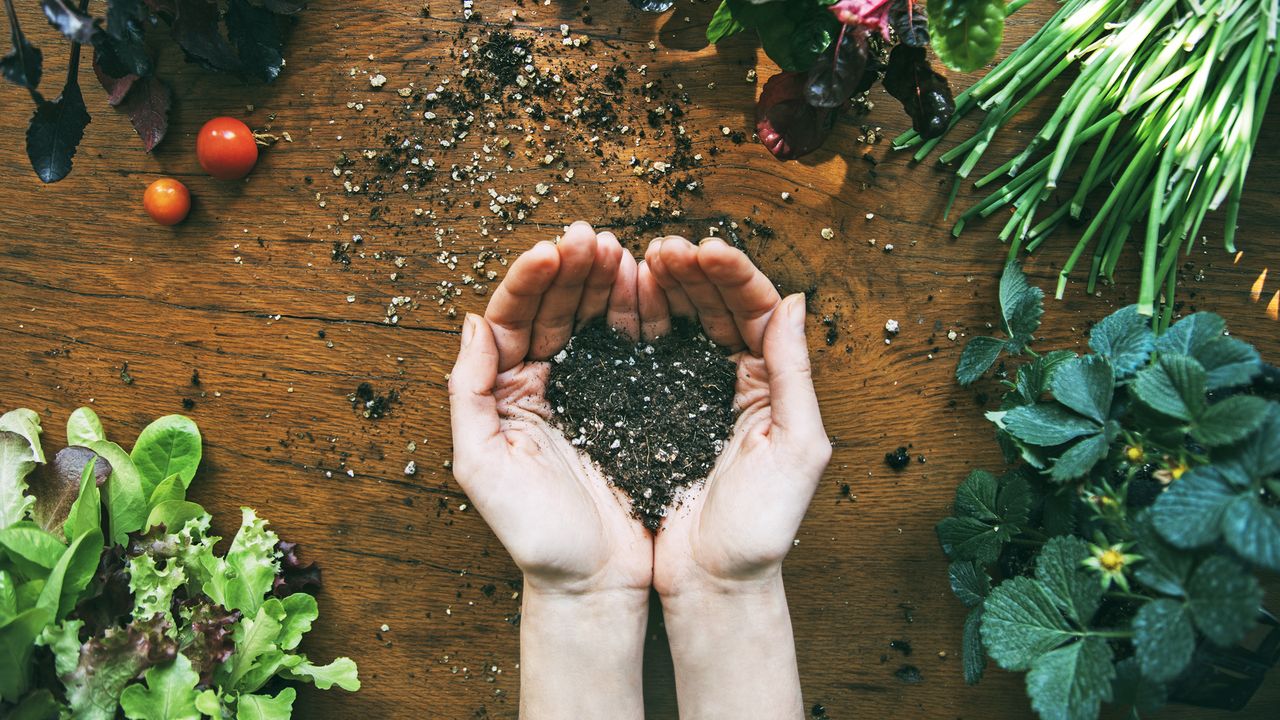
546, 320, 738, 530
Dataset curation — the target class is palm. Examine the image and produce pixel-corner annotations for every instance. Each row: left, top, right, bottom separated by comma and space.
487, 361, 651, 591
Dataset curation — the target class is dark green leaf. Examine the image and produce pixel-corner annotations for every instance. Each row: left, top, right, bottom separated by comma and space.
1014, 350, 1076, 405
1131, 354, 1206, 421
1048, 433, 1109, 483
1111, 657, 1168, 716
962, 605, 986, 685
1025, 636, 1114, 720
1233, 403, 1280, 479
26, 79, 90, 183
1, 36, 43, 91
1003, 404, 1100, 446
928, 0, 1006, 73
1040, 487, 1078, 537
949, 560, 991, 607
0, 607, 50, 701
1034, 536, 1102, 626
1196, 337, 1261, 390
731, 0, 837, 71
996, 471, 1031, 527
1186, 556, 1263, 647
981, 576, 1072, 671
1132, 599, 1194, 682
954, 469, 999, 520
706, 1, 744, 43
5, 687, 63, 720
1087, 305, 1154, 378
937, 516, 1006, 563
1157, 312, 1225, 356
1050, 356, 1114, 423
1220, 494, 1280, 572
1131, 511, 1192, 597
956, 336, 1006, 385
0, 521, 67, 571
1192, 395, 1268, 447
1152, 467, 1236, 549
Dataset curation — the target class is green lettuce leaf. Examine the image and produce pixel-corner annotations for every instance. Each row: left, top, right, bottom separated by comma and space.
283, 656, 361, 691
128, 553, 186, 628
66, 407, 106, 447
234, 687, 296, 720
81, 440, 146, 546
130, 415, 202, 497
119, 652, 202, 720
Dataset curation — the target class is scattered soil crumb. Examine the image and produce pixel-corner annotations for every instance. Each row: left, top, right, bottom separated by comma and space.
884, 446, 910, 470
894, 665, 924, 684
350, 382, 399, 419
546, 319, 737, 530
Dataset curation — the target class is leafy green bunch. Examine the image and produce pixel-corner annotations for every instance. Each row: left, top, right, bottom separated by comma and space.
1, 407, 358, 719
939, 263, 1279, 720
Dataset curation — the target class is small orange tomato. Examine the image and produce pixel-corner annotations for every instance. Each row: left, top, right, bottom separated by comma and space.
143, 178, 191, 226
196, 116, 259, 180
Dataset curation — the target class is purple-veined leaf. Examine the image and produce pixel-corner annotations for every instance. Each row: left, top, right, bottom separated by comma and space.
171, 0, 240, 73
889, 0, 929, 46
804, 26, 869, 108
117, 74, 171, 151
756, 71, 836, 160
92, 46, 137, 104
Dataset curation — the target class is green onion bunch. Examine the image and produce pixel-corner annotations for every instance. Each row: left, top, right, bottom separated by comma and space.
896, 0, 1279, 328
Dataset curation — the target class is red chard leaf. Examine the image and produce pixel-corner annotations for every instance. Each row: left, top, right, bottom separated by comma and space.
27, 77, 91, 183
828, 0, 893, 40
805, 26, 870, 109
117, 74, 171, 151
756, 70, 836, 161
888, 0, 929, 47
882, 44, 954, 139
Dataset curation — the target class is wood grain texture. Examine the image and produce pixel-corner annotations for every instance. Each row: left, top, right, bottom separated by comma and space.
1, 1, 1277, 718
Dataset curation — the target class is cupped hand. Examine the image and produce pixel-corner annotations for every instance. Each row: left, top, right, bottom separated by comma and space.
448, 221, 652, 596
644, 236, 832, 597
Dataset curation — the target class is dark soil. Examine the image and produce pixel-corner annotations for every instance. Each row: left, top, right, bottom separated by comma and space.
546, 320, 737, 530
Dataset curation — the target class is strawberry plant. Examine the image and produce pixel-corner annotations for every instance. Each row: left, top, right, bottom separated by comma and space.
941, 263, 1280, 718
0, 407, 357, 718
1, 0, 305, 183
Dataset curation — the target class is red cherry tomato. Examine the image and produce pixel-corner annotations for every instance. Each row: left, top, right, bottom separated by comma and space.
143, 178, 191, 226
196, 117, 259, 180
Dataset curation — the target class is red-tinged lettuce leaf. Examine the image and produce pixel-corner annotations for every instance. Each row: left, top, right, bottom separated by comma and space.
30, 447, 112, 536
117, 74, 171, 151
226, 0, 285, 82
804, 26, 869, 109
41, 0, 102, 44
255, 0, 307, 14
92, 47, 138, 105
882, 44, 954, 139
60, 615, 178, 718
71, 544, 133, 637
273, 540, 322, 597
889, 0, 929, 47
26, 77, 91, 183
179, 599, 241, 687
828, 0, 893, 40
2, 31, 44, 92
756, 70, 836, 161
628, 0, 675, 12
171, 0, 240, 74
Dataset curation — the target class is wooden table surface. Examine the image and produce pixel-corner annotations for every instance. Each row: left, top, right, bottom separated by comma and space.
2, 1, 1277, 718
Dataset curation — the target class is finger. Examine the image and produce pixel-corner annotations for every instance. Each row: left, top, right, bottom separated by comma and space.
449, 314, 506, 488
697, 239, 781, 356
645, 238, 696, 319
660, 236, 744, 350
764, 294, 827, 451
576, 231, 624, 330
637, 260, 671, 341
485, 241, 561, 371
529, 221, 598, 359
606, 248, 640, 340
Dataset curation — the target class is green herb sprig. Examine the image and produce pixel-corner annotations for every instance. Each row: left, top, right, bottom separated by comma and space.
897, 0, 1279, 329
941, 262, 1279, 719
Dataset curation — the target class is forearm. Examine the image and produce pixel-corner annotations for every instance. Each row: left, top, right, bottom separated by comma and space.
661, 573, 804, 720
518, 583, 648, 719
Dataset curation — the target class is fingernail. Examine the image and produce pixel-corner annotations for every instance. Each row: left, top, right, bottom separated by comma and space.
699, 236, 726, 246
461, 314, 477, 348
788, 294, 806, 327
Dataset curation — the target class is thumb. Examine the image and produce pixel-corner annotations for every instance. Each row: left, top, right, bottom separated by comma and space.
763, 294, 827, 453
449, 314, 504, 485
